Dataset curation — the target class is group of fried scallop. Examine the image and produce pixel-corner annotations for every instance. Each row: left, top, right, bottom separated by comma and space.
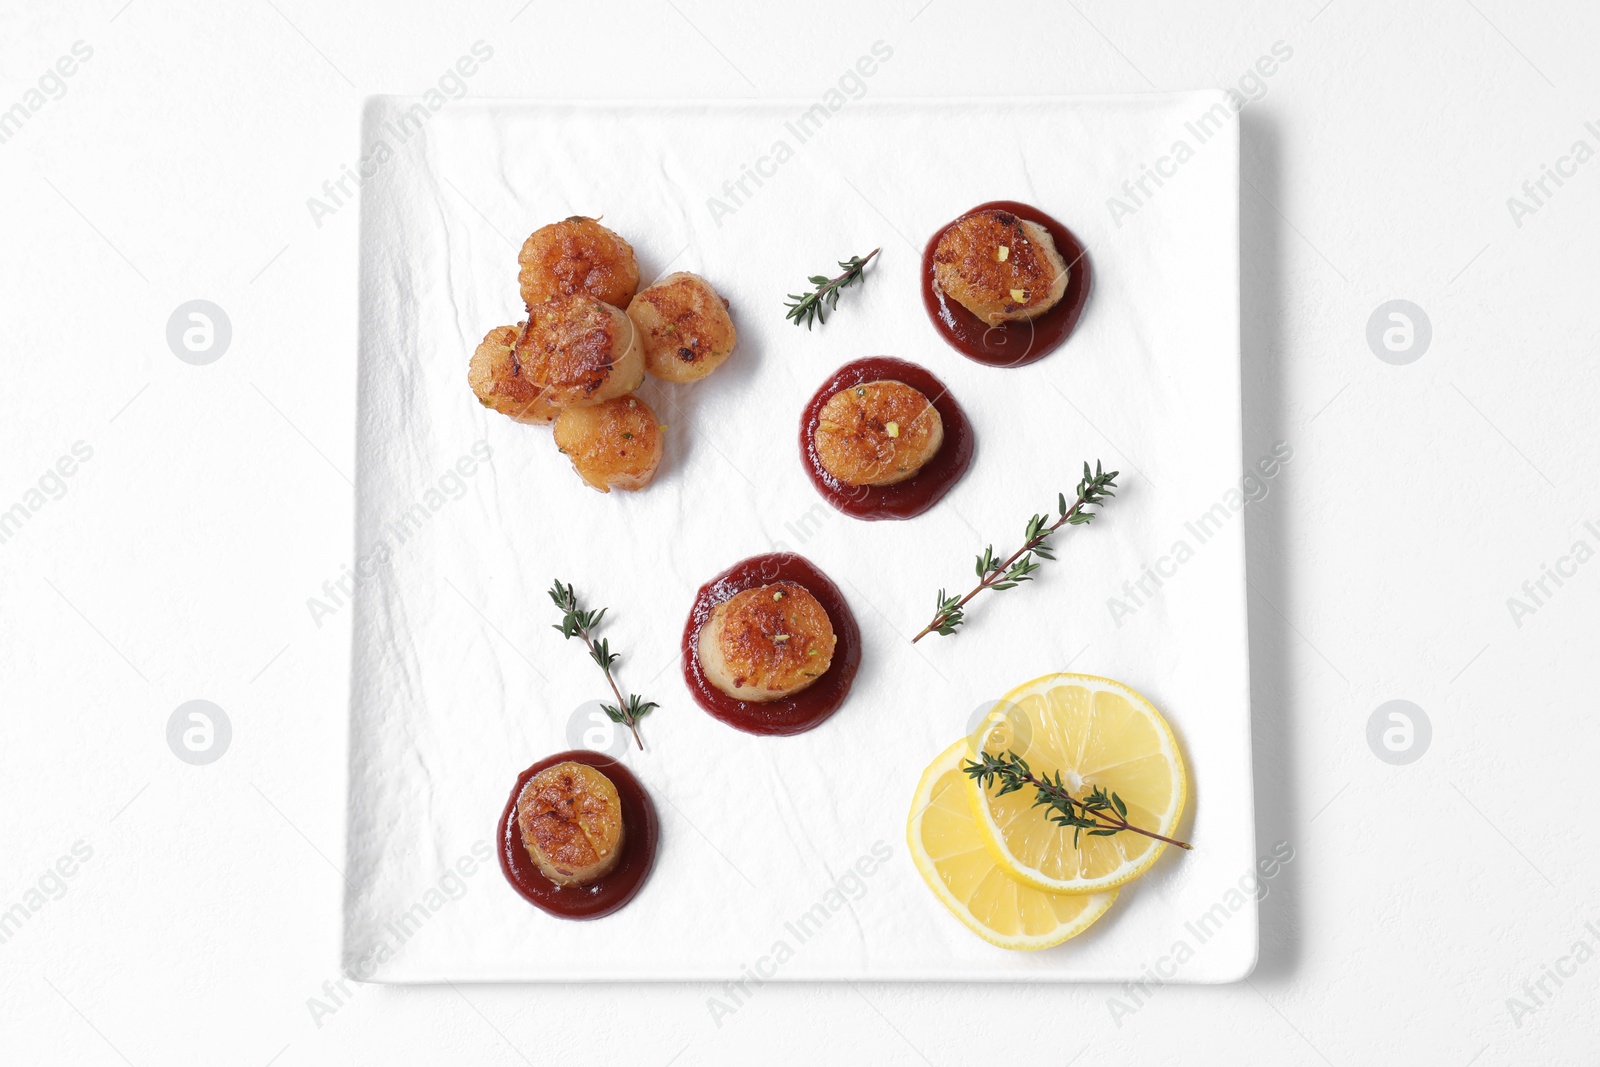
493, 201, 1091, 920
469, 215, 739, 492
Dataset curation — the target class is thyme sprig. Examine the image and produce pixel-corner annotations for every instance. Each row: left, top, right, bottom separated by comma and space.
549, 579, 657, 750
964, 750, 1192, 851
912, 461, 1118, 642
784, 247, 880, 328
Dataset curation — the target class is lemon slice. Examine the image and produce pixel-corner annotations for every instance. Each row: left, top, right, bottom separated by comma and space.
907, 740, 1117, 950
967, 673, 1187, 893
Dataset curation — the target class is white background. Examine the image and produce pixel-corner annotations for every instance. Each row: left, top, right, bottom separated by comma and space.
1, 0, 1596, 1064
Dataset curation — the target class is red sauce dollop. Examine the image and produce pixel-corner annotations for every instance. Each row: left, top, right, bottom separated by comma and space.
498, 749, 657, 920
921, 200, 1092, 368
681, 553, 861, 736
798, 356, 975, 521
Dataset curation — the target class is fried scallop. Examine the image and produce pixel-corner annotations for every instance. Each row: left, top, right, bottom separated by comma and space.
552, 394, 663, 493
813, 379, 944, 487
472, 295, 644, 424
932, 208, 1070, 326
518, 216, 639, 310
467, 324, 546, 423
626, 272, 738, 383
515, 761, 626, 886
697, 581, 836, 702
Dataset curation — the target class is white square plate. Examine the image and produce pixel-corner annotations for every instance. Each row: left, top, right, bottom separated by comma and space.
344, 95, 1254, 982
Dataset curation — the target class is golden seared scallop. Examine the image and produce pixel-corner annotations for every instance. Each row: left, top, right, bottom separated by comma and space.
468, 323, 553, 424
697, 581, 836, 702
519, 216, 639, 310
932, 208, 1069, 326
626, 271, 738, 383
469, 300, 643, 424
493, 295, 643, 422
552, 394, 663, 493
516, 761, 626, 886
814, 380, 944, 487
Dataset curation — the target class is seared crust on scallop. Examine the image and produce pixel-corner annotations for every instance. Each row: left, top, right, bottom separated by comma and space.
468, 323, 555, 424
627, 272, 737, 383
495, 295, 643, 422
552, 394, 663, 493
697, 582, 836, 702
932, 209, 1069, 326
814, 379, 944, 487
518, 216, 640, 309
516, 761, 626, 886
